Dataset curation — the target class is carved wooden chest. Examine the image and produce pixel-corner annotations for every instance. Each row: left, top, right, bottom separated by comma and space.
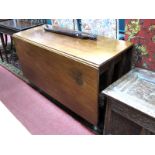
103, 68, 155, 134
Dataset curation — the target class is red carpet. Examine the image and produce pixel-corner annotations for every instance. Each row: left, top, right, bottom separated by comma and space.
0, 65, 94, 135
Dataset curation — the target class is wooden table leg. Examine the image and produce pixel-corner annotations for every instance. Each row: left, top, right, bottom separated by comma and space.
0, 49, 3, 61
10, 36, 14, 50
4, 34, 8, 47
106, 62, 115, 86
103, 100, 112, 135
0, 33, 9, 63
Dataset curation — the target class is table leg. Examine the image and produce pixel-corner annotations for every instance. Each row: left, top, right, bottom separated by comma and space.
0, 33, 9, 63
4, 34, 8, 47
0, 49, 3, 61
10, 36, 14, 50
9, 36, 18, 64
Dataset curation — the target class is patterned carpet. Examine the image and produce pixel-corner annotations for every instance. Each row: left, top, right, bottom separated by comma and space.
0, 49, 28, 82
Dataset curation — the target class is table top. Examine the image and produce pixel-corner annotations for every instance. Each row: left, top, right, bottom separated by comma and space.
0, 19, 43, 32
13, 25, 133, 68
103, 68, 155, 118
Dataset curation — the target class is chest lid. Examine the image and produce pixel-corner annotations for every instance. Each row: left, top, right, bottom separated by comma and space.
103, 68, 155, 118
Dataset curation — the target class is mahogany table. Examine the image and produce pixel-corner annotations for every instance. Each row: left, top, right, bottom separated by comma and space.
0, 19, 43, 62
13, 26, 133, 126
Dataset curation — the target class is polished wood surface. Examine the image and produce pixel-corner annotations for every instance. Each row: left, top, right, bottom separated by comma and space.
103, 68, 155, 134
13, 38, 99, 124
13, 27, 133, 125
0, 19, 43, 33
13, 26, 133, 67
0, 20, 44, 63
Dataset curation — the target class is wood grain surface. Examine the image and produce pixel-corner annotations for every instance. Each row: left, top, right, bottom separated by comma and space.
103, 68, 155, 118
103, 68, 155, 134
14, 38, 99, 124
13, 26, 133, 67
13, 26, 133, 125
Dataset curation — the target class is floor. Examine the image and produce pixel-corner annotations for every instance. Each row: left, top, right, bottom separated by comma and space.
0, 38, 26, 135
0, 100, 30, 135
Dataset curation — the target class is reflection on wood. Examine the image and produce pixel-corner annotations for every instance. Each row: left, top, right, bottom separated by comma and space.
13, 26, 133, 125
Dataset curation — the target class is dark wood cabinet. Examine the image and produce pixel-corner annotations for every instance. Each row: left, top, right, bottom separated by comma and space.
103, 68, 155, 134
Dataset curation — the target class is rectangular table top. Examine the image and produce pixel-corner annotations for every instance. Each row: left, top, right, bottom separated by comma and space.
13, 25, 133, 68
0, 19, 43, 33
103, 68, 155, 118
